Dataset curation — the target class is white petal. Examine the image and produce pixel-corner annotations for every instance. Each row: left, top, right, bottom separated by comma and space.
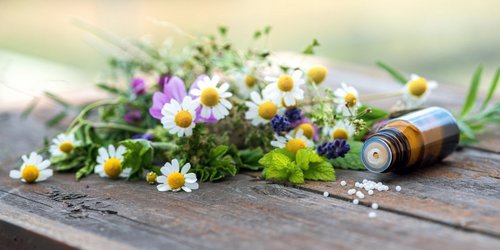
37, 169, 53, 182
9, 170, 21, 179
160, 165, 173, 176
181, 163, 191, 174
218, 83, 229, 93
115, 145, 127, 157
38, 160, 51, 170
181, 186, 192, 192
184, 182, 199, 190
171, 159, 180, 172
95, 165, 104, 173
108, 145, 116, 158
156, 176, 167, 183
201, 106, 211, 118
98, 147, 109, 160
220, 99, 232, 109
157, 184, 170, 192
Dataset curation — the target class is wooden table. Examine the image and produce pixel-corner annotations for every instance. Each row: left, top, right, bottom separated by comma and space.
1, 63, 499, 250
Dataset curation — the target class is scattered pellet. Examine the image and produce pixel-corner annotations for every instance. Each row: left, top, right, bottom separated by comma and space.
340, 180, 347, 186
396, 186, 402, 192
347, 189, 356, 195
368, 211, 377, 218
353, 199, 359, 205
368, 190, 374, 195
323, 191, 329, 197
371, 203, 379, 209
355, 191, 365, 199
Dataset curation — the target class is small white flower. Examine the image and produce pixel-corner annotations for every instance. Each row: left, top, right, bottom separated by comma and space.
190, 75, 233, 120
156, 159, 198, 192
271, 129, 313, 154
324, 120, 356, 140
94, 145, 130, 179
161, 96, 198, 137
334, 83, 361, 116
263, 70, 305, 107
402, 74, 438, 108
245, 91, 281, 126
10, 152, 52, 183
49, 133, 81, 156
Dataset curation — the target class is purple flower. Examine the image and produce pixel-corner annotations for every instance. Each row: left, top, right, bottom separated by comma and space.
317, 139, 351, 159
124, 109, 142, 123
158, 74, 171, 91
149, 76, 187, 120
131, 78, 146, 96
285, 108, 302, 124
271, 115, 291, 134
131, 133, 154, 141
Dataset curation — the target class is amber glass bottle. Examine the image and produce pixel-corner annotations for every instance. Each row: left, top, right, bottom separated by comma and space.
361, 107, 460, 173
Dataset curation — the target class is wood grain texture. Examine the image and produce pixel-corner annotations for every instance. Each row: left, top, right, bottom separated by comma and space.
0, 173, 499, 250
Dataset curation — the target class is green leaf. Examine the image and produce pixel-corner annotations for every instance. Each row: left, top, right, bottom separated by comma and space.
209, 145, 229, 159
480, 68, 499, 111
96, 83, 123, 94
44, 91, 71, 108
302, 38, 320, 55
288, 163, 304, 184
330, 141, 365, 170
218, 26, 228, 36
238, 148, 264, 170
46, 111, 67, 127
253, 30, 262, 40
264, 26, 272, 35
296, 148, 322, 171
20, 98, 39, 119
76, 164, 95, 180
303, 161, 335, 182
259, 150, 293, 181
120, 139, 154, 180
376, 61, 407, 85
460, 65, 483, 117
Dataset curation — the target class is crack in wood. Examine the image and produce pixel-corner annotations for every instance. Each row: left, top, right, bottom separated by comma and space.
43, 188, 118, 219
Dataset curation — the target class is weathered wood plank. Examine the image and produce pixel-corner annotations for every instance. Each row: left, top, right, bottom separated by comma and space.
0, 173, 499, 250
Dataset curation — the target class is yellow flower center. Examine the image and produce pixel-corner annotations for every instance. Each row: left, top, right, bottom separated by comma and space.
59, 141, 74, 154
167, 172, 185, 190
21, 165, 39, 183
295, 124, 314, 139
257, 101, 278, 120
244, 75, 257, 88
408, 77, 428, 97
200, 87, 220, 107
281, 97, 298, 109
285, 138, 307, 154
174, 110, 193, 128
277, 75, 294, 92
344, 93, 357, 108
307, 65, 328, 85
104, 157, 122, 178
146, 171, 157, 184
332, 128, 349, 140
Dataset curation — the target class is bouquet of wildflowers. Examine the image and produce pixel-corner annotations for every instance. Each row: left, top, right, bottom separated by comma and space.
10, 24, 499, 192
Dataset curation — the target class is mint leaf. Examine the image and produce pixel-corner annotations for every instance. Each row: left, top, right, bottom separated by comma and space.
296, 148, 321, 171
120, 139, 154, 180
330, 141, 365, 170
288, 162, 305, 184
303, 161, 335, 181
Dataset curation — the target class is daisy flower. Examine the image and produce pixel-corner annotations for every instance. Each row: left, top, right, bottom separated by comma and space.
49, 133, 81, 156
234, 62, 260, 97
10, 152, 52, 183
264, 70, 305, 107
161, 96, 198, 137
402, 74, 438, 108
306, 65, 328, 85
95, 145, 130, 179
324, 120, 356, 140
156, 159, 199, 192
293, 122, 320, 141
271, 129, 314, 154
190, 75, 233, 120
245, 91, 281, 126
334, 83, 361, 116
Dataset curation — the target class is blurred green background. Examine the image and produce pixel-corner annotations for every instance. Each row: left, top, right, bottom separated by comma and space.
0, 0, 499, 104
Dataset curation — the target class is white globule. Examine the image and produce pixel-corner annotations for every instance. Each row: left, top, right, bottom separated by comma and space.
355, 191, 365, 199
371, 203, 379, 209
340, 180, 347, 186
368, 211, 377, 218
396, 186, 402, 192
323, 191, 329, 197
347, 189, 356, 195
368, 190, 374, 195
353, 199, 359, 205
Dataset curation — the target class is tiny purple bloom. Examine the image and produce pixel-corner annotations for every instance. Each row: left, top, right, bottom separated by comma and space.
131, 78, 146, 96
271, 115, 291, 135
317, 139, 351, 159
131, 133, 154, 141
124, 109, 142, 123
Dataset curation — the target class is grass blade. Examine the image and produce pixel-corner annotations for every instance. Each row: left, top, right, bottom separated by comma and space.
45, 91, 70, 108
480, 67, 499, 110
20, 98, 39, 119
376, 61, 407, 85
46, 111, 67, 127
460, 65, 483, 117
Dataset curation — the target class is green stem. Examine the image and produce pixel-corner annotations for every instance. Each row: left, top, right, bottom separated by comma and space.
89, 122, 147, 134
67, 99, 120, 133
151, 142, 179, 151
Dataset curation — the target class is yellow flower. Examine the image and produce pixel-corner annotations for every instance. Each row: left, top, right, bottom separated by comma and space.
307, 65, 328, 85
156, 159, 199, 192
10, 152, 52, 183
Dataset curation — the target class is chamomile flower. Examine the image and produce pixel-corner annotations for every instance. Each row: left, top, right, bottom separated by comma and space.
245, 91, 281, 125
334, 83, 361, 116
306, 65, 328, 85
402, 74, 438, 108
156, 159, 198, 192
190, 75, 233, 120
161, 96, 198, 137
324, 120, 356, 140
264, 70, 305, 107
234, 64, 260, 97
95, 145, 130, 179
49, 133, 80, 156
271, 129, 314, 154
10, 152, 52, 183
